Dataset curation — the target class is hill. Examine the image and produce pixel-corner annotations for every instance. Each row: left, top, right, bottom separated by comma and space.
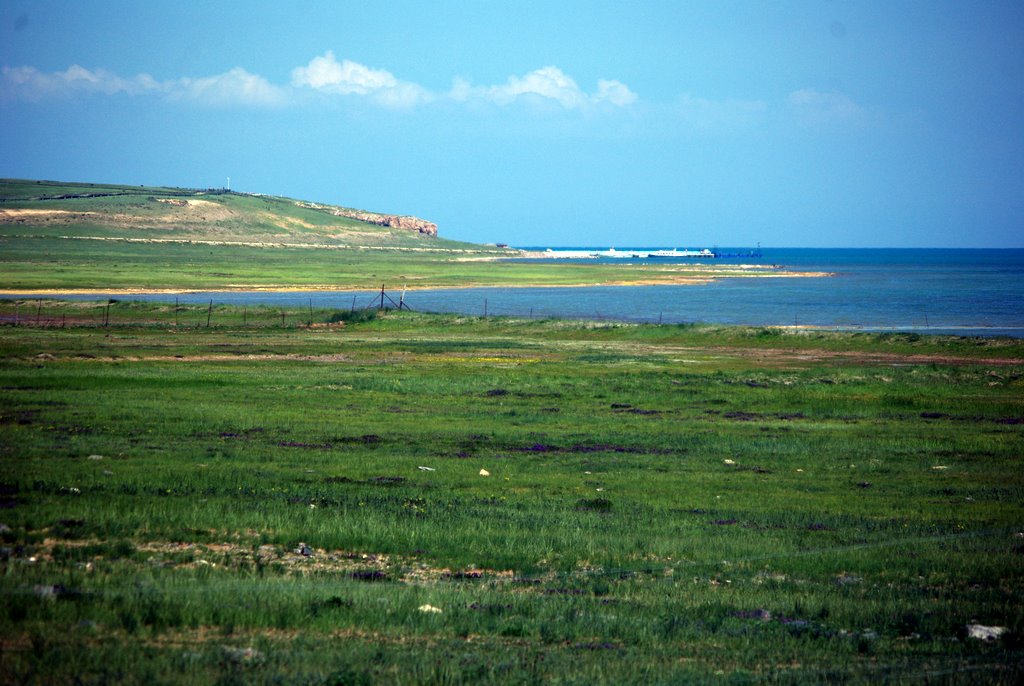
0, 179, 483, 251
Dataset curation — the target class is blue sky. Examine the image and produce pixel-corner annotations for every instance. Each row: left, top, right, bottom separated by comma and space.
2, 1, 1022, 248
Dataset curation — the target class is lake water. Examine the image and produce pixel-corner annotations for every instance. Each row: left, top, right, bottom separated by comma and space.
21, 248, 1024, 337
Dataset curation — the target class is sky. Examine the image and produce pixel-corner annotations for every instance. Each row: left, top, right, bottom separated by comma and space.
1, 1, 1023, 248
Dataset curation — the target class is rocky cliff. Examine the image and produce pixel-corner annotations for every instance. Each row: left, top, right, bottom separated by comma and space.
296, 201, 437, 236
334, 209, 438, 236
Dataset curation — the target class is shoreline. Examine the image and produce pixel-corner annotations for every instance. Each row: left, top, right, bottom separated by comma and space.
0, 268, 832, 297
0, 271, 832, 298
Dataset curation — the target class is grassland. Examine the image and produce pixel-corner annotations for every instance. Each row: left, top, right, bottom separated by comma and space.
1, 300, 1022, 684
0, 179, 813, 292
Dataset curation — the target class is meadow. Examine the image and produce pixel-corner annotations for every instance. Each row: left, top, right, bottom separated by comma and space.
1, 299, 1022, 684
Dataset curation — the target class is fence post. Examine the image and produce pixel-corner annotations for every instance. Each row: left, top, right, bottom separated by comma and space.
207, 300, 213, 328
36, 299, 42, 326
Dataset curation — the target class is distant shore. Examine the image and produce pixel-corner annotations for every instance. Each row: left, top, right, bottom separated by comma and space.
0, 269, 832, 298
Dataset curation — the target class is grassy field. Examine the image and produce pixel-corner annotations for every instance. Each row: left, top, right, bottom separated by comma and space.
1, 300, 1022, 684
1, 179, 810, 292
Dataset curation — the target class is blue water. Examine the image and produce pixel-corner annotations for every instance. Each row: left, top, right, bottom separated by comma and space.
17, 248, 1024, 337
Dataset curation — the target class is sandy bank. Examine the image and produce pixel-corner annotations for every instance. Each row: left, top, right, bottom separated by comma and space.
0, 270, 831, 298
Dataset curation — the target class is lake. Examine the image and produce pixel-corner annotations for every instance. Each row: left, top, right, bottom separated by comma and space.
18, 248, 1024, 337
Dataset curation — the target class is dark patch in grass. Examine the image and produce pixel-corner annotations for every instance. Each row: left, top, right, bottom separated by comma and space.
610, 403, 632, 409
278, 441, 332, 449
0, 483, 18, 510
367, 476, 406, 486
920, 412, 1023, 425
573, 642, 621, 651
576, 497, 612, 513
323, 476, 355, 484
857, 482, 873, 489
517, 443, 668, 455
468, 602, 513, 613
485, 388, 509, 397
445, 570, 484, 580
33, 583, 86, 601
545, 588, 586, 596
0, 410, 39, 425
723, 411, 762, 421
711, 519, 738, 526
348, 570, 388, 582
806, 523, 831, 531
334, 434, 383, 445
309, 596, 354, 615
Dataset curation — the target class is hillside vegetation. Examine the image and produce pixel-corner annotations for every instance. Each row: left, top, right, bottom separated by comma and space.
0, 179, 482, 250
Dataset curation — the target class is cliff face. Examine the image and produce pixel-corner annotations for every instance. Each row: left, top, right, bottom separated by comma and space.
294, 201, 439, 237
334, 209, 438, 236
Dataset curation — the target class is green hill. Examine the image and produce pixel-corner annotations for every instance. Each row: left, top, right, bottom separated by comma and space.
0, 179, 544, 292
0, 179, 486, 251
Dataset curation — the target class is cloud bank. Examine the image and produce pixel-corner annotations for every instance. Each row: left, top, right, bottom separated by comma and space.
1, 64, 285, 107
1, 53, 636, 112
1, 54, 867, 134
450, 66, 637, 109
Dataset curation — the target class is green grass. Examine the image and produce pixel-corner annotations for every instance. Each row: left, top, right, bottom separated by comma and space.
1, 302, 1022, 683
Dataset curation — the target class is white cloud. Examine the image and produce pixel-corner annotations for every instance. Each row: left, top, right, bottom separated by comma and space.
788, 89, 866, 126
290, 51, 432, 107
1, 63, 284, 107
489, 66, 588, 108
595, 79, 638, 107
177, 68, 285, 107
452, 66, 637, 109
1, 64, 163, 99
